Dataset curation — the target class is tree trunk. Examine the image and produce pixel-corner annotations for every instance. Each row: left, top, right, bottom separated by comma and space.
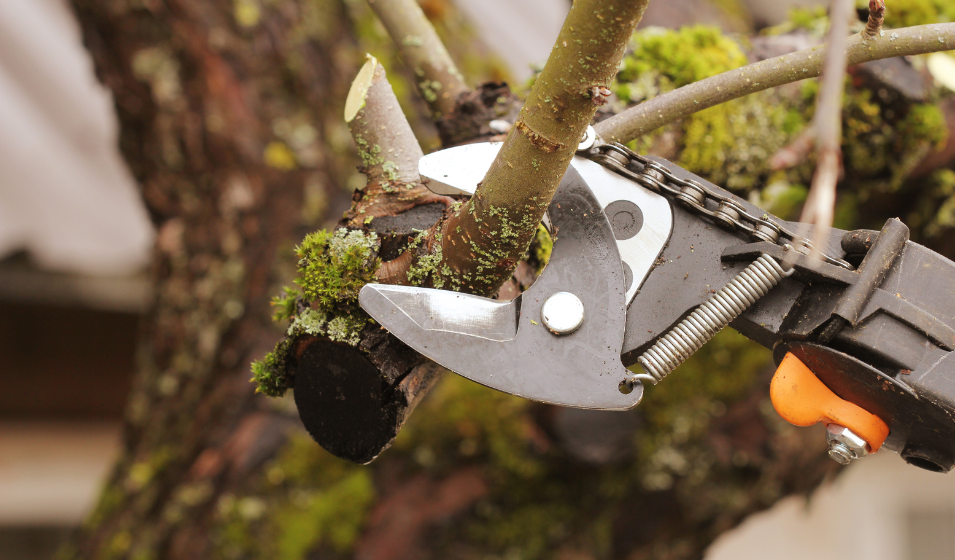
65, 2, 899, 559
65, 0, 378, 556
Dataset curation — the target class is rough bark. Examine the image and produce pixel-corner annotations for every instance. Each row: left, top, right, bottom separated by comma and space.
62, 0, 391, 556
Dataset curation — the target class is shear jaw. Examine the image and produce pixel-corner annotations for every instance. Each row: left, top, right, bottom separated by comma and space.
359, 139, 673, 410
361, 166, 646, 409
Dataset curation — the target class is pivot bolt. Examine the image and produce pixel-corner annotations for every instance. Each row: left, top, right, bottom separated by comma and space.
541, 292, 584, 335
826, 424, 869, 465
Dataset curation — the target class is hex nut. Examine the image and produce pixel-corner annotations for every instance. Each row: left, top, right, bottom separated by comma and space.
826, 424, 869, 462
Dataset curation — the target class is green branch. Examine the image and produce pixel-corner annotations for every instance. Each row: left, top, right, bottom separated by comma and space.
594, 22, 955, 144
367, 0, 469, 119
431, 0, 650, 295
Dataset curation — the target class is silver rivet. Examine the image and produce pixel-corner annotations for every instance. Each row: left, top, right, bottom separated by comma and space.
577, 125, 597, 151
541, 292, 585, 335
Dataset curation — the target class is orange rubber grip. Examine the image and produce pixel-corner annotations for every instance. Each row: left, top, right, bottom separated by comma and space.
770, 352, 890, 452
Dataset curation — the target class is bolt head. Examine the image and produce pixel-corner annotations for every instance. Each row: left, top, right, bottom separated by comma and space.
577, 126, 597, 151
541, 292, 585, 335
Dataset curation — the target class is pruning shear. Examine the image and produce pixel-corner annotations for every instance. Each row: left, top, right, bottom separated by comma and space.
358, 128, 955, 472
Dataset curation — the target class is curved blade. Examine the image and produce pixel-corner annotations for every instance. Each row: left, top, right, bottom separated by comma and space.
361, 167, 642, 410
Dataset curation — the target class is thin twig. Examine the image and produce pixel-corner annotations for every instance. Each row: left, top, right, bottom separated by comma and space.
770, 129, 814, 170
343, 55, 455, 232
866, 0, 886, 38
367, 0, 469, 119
800, 0, 854, 261
431, 0, 650, 295
594, 22, 955, 144
345, 55, 423, 186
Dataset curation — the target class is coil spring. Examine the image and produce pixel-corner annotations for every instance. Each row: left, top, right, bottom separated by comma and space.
633, 254, 792, 385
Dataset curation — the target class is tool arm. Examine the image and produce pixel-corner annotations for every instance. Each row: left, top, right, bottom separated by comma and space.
624, 156, 955, 472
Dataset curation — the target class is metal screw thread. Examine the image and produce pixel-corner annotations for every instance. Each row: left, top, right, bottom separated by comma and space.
637, 254, 790, 384
828, 442, 854, 465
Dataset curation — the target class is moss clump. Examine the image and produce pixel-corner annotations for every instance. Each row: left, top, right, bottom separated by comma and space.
251, 228, 380, 396
908, 169, 955, 237
613, 23, 949, 216
615, 26, 794, 189
802, 80, 948, 191
617, 26, 747, 92
251, 338, 294, 397
296, 228, 379, 307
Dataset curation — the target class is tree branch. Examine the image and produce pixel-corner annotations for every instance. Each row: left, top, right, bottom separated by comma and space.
594, 22, 955, 144
366, 0, 469, 119
341, 55, 455, 230
290, 0, 649, 463
291, 56, 453, 463
866, 0, 886, 38
799, 0, 854, 257
424, 0, 650, 295
346, 54, 424, 185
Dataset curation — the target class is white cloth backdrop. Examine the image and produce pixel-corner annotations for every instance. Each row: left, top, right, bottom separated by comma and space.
0, 0, 153, 276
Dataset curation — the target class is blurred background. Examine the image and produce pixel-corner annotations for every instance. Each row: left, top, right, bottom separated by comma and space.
4, 0, 955, 559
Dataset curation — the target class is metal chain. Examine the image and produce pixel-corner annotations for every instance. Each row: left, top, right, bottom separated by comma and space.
586, 142, 854, 271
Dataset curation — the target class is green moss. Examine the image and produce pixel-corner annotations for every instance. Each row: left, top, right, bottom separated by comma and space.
617, 26, 747, 90
776, 6, 829, 35
212, 434, 375, 560
296, 228, 379, 305
899, 103, 948, 151
615, 27, 795, 189
251, 338, 293, 397
274, 471, 375, 559
911, 169, 955, 237
252, 228, 379, 395
614, 22, 949, 205
270, 287, 300, 322
870, 0, 955, 28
